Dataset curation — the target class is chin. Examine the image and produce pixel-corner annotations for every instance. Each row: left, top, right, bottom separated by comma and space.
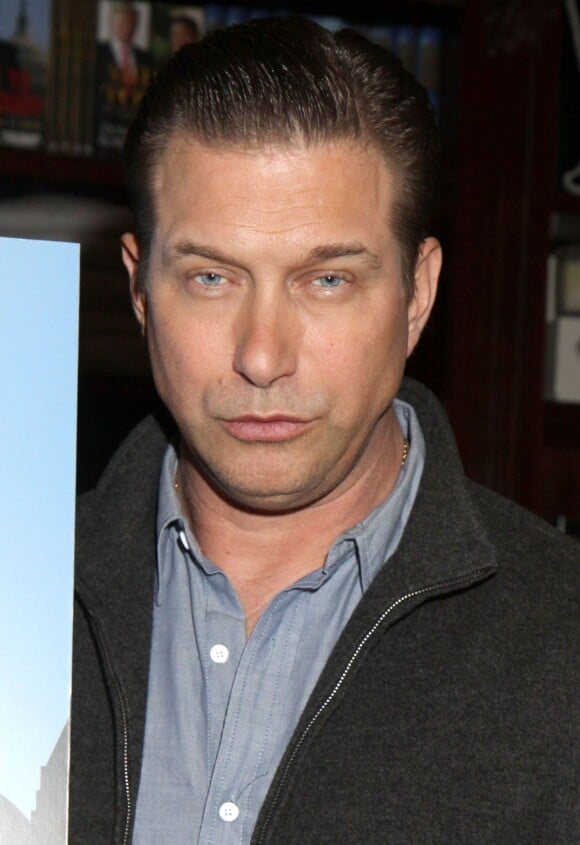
218, 479, 319, 514
204, 463, 329, 513
185, 436, 343, 512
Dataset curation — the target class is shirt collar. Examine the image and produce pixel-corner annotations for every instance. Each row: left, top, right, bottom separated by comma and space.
156, 397, 425, 595
324, 398, 425, 591
157, 443, 220, 571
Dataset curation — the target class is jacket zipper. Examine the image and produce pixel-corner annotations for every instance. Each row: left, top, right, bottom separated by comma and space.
90, 615, 133, 845
255, 567, 492, 844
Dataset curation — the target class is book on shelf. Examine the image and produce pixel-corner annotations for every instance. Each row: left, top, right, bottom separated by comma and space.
46, 0, 102, 155
558, 0, 580, 197
149, 4, 205, 66
307, 14, 347, 32
416, 26, 442, 116
77, 0, 99, 154
94, 0, 153, 156
394, 25, 417, 74
45, 0, 69, 152
203, 3, 229, 31
544, 246, 580, 404
66, 0, 99, 155
355, 24, 396, 52
0, 0, 53, 149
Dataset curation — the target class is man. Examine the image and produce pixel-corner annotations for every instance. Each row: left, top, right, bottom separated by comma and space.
70, 17, 579, 844
98, 3, 149, 90
95, 3, 152, 153
168, 15, 201, 54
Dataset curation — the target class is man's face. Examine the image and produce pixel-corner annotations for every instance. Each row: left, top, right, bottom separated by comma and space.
124, 138, 439, 512
169, 21, 198, 53
111, 10, 137, 43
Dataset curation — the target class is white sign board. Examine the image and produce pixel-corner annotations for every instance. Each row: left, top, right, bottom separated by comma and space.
0, 237, 79, 844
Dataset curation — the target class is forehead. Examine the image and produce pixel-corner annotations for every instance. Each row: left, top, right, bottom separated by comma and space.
151, 137, 396, 248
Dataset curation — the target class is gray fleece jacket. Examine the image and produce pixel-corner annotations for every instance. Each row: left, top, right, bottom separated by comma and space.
69, 378, 579, 844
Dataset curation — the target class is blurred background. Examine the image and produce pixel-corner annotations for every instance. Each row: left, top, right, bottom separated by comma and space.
0, 0, 578, 533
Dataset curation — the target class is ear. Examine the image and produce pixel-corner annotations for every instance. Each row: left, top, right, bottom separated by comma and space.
121, 232, 147, 336
406, 237, 442, 358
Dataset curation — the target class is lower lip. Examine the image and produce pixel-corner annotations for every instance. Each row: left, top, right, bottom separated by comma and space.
223, 419, 312, 442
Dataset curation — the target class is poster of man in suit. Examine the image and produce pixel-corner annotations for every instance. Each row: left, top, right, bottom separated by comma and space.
95, 2, 152, 154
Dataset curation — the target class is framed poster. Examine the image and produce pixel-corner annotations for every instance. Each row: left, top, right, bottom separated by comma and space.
0, 237, 79, 844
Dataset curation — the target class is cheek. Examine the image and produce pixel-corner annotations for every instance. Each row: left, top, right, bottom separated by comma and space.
148, 315, 242, 429
145, 313, 200, 402
147, 299, 227, 373
312, 307, 407, 391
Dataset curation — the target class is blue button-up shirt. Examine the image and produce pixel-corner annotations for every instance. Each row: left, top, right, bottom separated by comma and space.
133, 399, 425, 844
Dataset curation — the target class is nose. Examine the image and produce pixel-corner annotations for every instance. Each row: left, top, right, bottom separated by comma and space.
232, 288, 300, 388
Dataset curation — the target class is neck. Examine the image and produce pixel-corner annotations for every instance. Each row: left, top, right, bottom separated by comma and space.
176, 412, 406, 634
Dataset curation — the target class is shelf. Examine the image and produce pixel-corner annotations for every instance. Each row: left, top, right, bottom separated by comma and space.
0, 147, 124, 190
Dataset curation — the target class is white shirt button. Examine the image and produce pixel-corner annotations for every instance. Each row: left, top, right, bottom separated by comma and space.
177, 529, 190, 552
219, 801, 239, 822
210, 644, 229, 664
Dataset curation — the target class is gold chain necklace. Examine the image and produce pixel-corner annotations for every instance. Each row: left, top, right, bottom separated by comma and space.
401, 437, 410, 468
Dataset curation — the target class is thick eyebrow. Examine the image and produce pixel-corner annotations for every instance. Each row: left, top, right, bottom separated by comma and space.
303, 243, 383, 270
165, 242, 235, 266
165, 240, 384, 271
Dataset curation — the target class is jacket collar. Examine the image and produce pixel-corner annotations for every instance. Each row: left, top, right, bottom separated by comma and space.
278, 378, 498, 738
74, 404, 174, 809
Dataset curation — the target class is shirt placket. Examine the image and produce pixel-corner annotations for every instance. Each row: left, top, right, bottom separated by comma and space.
201, 584, 247, 775
198, 590, 307, 845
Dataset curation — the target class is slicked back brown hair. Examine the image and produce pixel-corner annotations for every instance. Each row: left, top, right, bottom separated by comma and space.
124, 16, 439, 296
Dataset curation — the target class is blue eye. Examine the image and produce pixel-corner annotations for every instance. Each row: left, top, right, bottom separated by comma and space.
314, 274, 344, 288
196, 272, 225, 286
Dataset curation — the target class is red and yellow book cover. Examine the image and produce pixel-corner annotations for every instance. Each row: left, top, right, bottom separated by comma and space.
0, 0, 53, 148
